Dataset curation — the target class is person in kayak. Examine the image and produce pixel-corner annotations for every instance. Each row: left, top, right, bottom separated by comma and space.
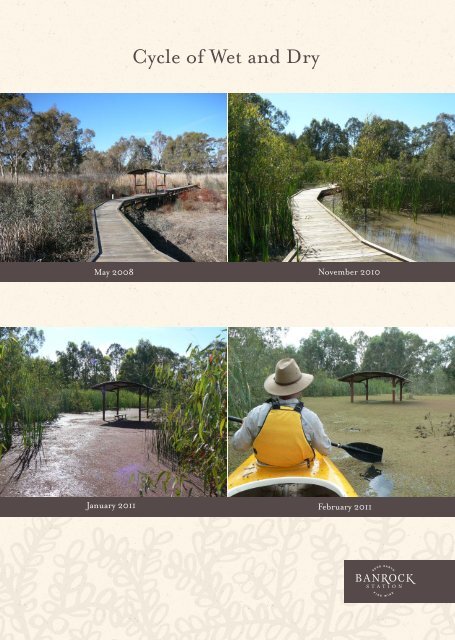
232, 358, 331, 467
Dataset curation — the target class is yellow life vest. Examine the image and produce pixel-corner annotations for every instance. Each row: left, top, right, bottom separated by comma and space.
253, 401, 315, 468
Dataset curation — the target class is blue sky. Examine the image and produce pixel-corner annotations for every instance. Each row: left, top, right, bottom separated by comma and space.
36, 327, 225, 360
260, 94, 455, 135
25, 94, 227, 151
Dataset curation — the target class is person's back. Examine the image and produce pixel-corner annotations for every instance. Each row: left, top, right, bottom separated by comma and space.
252, 400, 315, 467
232, 359, 331, 467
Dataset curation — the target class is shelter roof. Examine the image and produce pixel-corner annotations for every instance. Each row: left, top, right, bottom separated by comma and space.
91, 380, 153, 393
337, 371, 410, 384
127, 168, 169, 175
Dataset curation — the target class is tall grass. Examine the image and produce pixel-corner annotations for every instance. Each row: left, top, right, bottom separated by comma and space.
112, 171, 226, 194
0, 171, 227, 262
370, 175, 455, 217
165, 172, 226, 193
228, 95, 299, 261
0, 176, 99, 261
332, 160, 455, 220
0, 385, 148, 456
228, 365, 397, 426
57, 387, 147, 413
229, 183, 296, 261
0, 341, 60, 453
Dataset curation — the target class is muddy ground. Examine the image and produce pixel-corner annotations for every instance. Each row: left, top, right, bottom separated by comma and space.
0, 410, 205, 497
228, 395, 455, 497
137, 188, 227, 262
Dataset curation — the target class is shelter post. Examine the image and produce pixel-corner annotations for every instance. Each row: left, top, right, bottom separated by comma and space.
91, 380, 153, 422
338, 371, 409, 404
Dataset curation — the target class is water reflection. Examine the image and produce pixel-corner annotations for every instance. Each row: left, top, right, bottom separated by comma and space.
360, 464, 394, 496
321, 197, 455, 261
366, 473, 394, 497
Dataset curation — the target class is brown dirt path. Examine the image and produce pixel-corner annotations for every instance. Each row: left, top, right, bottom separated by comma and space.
0, 410, 205, 497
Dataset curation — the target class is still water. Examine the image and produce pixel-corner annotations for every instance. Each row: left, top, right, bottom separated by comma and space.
321, 196, 455, 261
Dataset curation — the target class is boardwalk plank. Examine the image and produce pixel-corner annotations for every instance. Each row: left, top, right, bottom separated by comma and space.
94, 195, 178, 262
290, 187, 412, 263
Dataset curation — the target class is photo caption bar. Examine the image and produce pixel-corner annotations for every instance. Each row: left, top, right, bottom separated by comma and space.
1, 262, 455, 282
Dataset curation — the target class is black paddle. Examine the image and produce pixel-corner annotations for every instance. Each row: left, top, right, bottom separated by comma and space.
331, 441, 383, 463
228, 416, 383, 464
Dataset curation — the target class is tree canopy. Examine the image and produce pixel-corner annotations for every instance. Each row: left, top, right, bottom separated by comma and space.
228, 94, 455, 260
0, 94, 227, 179
228, 327, 455, 418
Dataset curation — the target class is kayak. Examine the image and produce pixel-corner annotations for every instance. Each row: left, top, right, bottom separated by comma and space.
228, 451, 358, 497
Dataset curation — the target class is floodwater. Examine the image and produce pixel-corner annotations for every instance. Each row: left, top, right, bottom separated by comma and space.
321, 195, 455, 261
229, 395, 455, 497
329, 449, 395, 497
366, 473, 394, 497
0, 411, 204, 497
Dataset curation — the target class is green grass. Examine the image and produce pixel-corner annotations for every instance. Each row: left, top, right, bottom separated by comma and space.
228, 373, 398, 426
58, 388, 148, 413
332, 162, 455, 220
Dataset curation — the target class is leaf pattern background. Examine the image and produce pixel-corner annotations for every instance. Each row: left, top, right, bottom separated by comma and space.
0, 516, 454, 639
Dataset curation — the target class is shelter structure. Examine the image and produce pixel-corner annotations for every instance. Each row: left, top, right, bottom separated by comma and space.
127, 169, 170, 195
337, 371, 410, 403
91, 380, 152, 422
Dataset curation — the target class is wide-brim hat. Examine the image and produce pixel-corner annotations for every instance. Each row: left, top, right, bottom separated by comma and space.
264, 358, 314, 396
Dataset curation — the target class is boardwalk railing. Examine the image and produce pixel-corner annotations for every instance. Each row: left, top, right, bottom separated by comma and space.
91, 185, 198, 263
285, 185, 414, 263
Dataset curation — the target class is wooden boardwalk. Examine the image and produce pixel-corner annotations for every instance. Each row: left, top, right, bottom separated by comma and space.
288, 187, 413, 262
93, 191, 190, 262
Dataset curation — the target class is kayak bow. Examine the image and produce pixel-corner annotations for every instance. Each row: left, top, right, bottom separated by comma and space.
228, 451, 357, 497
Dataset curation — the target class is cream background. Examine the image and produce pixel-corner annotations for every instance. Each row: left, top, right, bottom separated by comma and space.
0, 0, 454, 92
1, 517, 455, 639
1, 0, 455, 637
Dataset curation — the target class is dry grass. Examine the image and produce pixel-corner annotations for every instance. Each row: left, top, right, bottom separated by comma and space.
167, 172, 227, 193
0, 176, 98, 261
0, 172, 226, 261
129, 181, 227, 261
111, 172, 226, 194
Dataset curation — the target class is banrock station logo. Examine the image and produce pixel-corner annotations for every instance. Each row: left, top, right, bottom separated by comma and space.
355, 563, 416, 599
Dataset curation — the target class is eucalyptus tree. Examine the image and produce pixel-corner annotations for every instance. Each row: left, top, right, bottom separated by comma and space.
0, 93, 32, 180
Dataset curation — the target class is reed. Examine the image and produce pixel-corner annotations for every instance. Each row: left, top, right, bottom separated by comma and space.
57, 387, 145, 413
148, 424, 180, 471
334, 161, 455, 220
0, 343, 60, 453
0, 177, 94, 261
229, 356, 401, 426
228, 95, 301, 261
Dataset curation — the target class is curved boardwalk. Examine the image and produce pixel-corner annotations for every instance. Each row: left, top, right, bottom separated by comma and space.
94, 195, 177, 262
289, 187, 413, 262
